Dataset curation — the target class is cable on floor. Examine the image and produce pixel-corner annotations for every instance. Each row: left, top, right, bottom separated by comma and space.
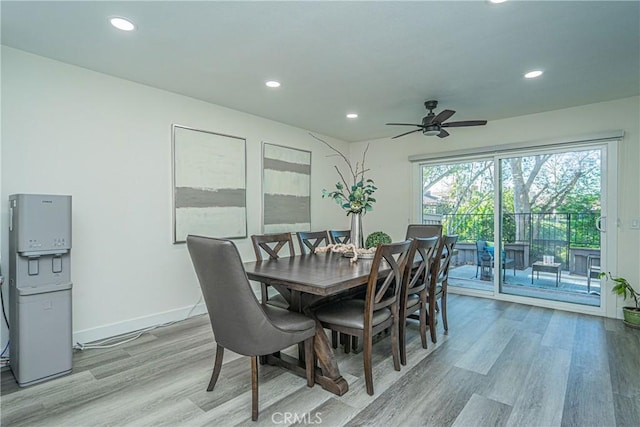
74, 295, 204, 351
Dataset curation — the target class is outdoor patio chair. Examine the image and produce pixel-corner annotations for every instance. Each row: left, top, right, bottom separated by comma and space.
475, 240, 515, 281
587, 255, 601, 295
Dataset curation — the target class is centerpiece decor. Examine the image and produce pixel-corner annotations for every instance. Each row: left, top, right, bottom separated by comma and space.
365, 231, 392, 249
310, 133, 377, 248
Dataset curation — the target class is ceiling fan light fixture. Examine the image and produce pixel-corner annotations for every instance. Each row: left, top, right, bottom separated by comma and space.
423, 126, 440, 136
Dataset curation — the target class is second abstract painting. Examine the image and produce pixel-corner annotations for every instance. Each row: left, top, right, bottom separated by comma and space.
262, 142, 311, 233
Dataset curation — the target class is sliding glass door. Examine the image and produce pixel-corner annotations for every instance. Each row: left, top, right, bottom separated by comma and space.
418, 141, 611, 310
498, 148, 602, 306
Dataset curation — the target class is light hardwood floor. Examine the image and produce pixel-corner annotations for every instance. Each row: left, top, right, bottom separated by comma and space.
2, 294, 639, 426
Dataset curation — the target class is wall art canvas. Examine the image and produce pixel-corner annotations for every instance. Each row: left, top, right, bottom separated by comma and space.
262, 143, 311, 233
172, 125, 246, 243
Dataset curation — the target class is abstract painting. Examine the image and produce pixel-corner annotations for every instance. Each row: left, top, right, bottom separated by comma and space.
172, 125, 246, 243
262, 143, 311, 233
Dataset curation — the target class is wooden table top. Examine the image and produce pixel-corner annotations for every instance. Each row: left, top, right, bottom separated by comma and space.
244, 252, 383, 296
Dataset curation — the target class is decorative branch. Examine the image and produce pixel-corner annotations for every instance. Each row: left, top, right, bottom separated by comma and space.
310, 132, 371, 184
311, 133, 377, 216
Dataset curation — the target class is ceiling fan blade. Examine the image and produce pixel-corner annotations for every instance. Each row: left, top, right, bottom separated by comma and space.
392, 129, 422, 139
386, 122, 423, 127
432, 109, 456, 124
441, 120, 487, 128
437, 129, 450, 138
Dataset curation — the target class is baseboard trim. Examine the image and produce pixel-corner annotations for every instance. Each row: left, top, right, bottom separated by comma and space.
73, 303, 208, 345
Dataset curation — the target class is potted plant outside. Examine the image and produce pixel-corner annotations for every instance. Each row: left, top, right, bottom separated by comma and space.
600, 272, 640, 328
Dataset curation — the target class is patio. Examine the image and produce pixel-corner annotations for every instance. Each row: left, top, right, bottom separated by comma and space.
449, 264, 601, 307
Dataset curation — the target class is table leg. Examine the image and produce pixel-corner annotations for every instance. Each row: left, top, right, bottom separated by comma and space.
558, 269, 561, 287
265, 289, 349, 396
310, 316, 349, 395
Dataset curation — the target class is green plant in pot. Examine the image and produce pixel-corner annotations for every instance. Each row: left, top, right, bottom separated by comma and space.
365, 231, 391, 249
600, 272, 640, 328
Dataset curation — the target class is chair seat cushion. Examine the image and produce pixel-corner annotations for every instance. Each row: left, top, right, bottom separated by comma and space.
427, 285, 443, 300
262, 304, 316, 332
405, 294, 421, 312
314, 299, 391, 329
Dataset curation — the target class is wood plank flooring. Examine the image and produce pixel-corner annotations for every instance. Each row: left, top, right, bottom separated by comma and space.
2, 294, 639, 426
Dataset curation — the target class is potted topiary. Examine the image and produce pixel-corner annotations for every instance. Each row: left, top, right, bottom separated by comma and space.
365, 231, 392, 249
600, 272, 640, 328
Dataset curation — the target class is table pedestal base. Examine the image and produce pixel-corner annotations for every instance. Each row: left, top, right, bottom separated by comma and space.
265, 319, 348, 396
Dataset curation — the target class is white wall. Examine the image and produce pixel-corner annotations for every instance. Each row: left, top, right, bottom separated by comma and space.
0, 47, 350, 345
2, 47, 638, 352
350, 96, 640, 317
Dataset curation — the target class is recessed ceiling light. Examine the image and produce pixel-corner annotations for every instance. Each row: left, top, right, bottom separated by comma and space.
489, 0, 508, 4
524, 70, 544, 79
265, 80, 281, 88
346, 113, 358, 119
109, 17, 136, 31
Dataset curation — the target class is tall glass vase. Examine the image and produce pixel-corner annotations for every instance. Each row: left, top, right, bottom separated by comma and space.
350, 212, 364, 249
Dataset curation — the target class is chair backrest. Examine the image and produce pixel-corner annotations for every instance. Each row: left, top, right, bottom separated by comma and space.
329, 229, 351, 244
402, 237, 439, 303
432, 235, 458, 287
251, 232, 295, 260
405, 224, 443, 240
297, 230, 330, 255
186, 235, 293, 356
364, 240, 413, 320
476, 239, 489, 264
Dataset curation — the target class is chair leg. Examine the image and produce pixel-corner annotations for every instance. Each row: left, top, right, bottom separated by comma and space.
390, 313, 401, 372
304, 337, 315, 387
352, 336, 358, 352
343, 334, 351, 354
363, 330, 374, 396
441, 293, 448, 331
207, 344, 225, 391
331, 331, 338, 349
419, 302, 428, 350
429, 297, 437, 344
251, 356, 259, 421
399, 316, 407, 366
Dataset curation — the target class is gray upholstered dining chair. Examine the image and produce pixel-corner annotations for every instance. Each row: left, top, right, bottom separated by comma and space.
297, 230, 330, 255
186, 235, 316, 421
405, 223, 443, 239
329, 229, 351, 244
250, 232, 295, 309
399, 236, 439, 365
311, 240, 413, 395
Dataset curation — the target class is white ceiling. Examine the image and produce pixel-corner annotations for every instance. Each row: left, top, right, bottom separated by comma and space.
2, 1, 639, 142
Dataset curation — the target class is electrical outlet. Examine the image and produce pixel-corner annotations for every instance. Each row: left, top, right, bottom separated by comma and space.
631, 217, 640, 230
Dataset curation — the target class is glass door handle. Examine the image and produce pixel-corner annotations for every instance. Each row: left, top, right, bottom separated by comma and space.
596, 216, 606, 232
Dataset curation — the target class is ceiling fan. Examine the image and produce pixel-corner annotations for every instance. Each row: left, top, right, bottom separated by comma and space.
386, 100, 487, 139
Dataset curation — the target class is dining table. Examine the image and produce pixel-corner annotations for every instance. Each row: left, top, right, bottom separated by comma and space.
243, 251, 386, 396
